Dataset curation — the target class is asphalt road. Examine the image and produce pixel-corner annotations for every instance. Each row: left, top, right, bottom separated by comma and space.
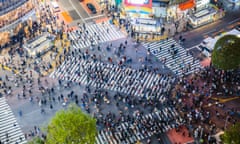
58, 0, 72, 11
58, 0, 105, 24
57, 0, 240, 49
71, 0, 89, 19
178, 10, 240, 48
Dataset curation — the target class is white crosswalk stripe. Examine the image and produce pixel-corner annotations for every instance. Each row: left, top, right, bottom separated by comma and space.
68, 22, 126, 49
95, 107, 183, 144
50, 57, 175, 100
0, 97, 27, 144
142, 38, 202, 77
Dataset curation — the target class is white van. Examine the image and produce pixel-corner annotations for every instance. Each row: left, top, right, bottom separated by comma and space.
51, 2, 60, 13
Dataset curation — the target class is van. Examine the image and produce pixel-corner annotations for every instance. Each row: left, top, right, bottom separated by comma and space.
51, 2, 60, 13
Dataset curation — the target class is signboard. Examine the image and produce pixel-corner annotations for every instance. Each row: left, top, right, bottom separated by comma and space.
124, 0, 152, 8
115, 0, 122, 6
179, 0, 195, 11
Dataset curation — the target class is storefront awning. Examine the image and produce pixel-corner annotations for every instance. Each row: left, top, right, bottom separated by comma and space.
178, 0, 195, 11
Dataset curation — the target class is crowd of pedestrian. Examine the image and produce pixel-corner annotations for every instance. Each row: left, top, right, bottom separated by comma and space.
0, 26, 181, 143
173, 64, 240, 143
0, 1, 239, 144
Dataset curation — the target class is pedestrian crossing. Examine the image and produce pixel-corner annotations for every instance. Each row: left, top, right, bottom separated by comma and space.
0, 97, 27, 144
95, 107, 183, 144
142, 38, 202, 77
50, 57, 175, 100
68, 22, 126, 49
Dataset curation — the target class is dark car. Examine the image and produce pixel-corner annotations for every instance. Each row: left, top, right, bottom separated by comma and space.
236, 24, 240, 31
86, 3, 97, 14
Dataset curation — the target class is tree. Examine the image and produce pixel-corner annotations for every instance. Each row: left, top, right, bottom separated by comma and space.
211, 35, 240, 70
222, 123, 240, 144
46, 104, 97, 144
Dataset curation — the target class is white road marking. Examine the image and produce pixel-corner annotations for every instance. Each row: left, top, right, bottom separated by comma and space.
69, 0, 85, 23
202, 29, 216, 35
84, 14, 105, 20
186, 44, 200, 51
228, 17, 240, 24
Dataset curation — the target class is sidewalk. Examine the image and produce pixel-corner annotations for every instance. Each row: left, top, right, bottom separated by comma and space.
167, 126, 195, 144
0, 49, 19, 74
42, 34, 70, 76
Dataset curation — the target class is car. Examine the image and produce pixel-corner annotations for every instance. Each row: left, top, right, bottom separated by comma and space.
86, 3, 97, 14
236, 24, 240, 31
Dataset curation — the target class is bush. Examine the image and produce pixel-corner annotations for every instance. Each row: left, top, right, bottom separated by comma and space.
212, 35, 240, 70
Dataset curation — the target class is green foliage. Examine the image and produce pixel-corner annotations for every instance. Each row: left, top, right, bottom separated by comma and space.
212, 35, 240, 70
28, 136, 44, 144
46, 104, 97, 144
223, 123, 240, 144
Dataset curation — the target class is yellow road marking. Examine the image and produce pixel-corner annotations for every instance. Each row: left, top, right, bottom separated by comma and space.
211, 97, 240, 103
